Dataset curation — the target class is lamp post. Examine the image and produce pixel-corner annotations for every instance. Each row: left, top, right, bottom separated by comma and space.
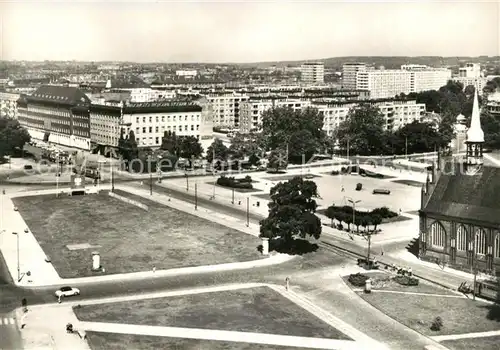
12, 231, 20, 282
347, 198, 361, 232
246, 197, 250, 227
111, 158, 115, 192
185, 172, 189, 191
195, 182, 198, 210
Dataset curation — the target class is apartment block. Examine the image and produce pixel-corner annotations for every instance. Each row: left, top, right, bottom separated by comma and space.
459, 63, 481, 78
342, 63, 367, 89
205, 92, 249, 129
91, 98, 214, 152
316, 99, 426, 136
0, 91, 21, 119
239, 98, 312, 133
300, 63, 325, 84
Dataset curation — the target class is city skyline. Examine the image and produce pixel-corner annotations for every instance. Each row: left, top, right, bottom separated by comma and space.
0, 1, 499, 63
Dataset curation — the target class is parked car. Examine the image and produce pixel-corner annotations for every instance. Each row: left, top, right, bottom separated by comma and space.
356, 183, 362, 191
373, 189, 391, 195
55, 286, 80, 298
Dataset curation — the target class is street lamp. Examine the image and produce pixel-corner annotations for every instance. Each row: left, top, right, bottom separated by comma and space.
347, 198, 361, 232
12, 230, 27, 282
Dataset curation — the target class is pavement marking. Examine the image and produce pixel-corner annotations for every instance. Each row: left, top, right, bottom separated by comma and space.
2, 318, 7, 325
9, 318, 15, 325
431, 330, 500, 342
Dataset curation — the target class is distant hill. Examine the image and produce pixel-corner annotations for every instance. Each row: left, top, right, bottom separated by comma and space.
239, 56, 500, 70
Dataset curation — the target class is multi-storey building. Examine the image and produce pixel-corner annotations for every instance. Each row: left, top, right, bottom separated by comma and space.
459, 63, 481, 78
486, 92, 500, 118
356, 67, 451, 98
176, 70, 197, 78
315, 99, 426, 136
107, 79, 154, 103
452, 77, 487, 93
0, 91, 21, 119
300, 63, 325, 84
239, 98, 312, 133
90, 98, 214, 153
17, 85, 91, 149
203, 92, 249, 129
342, 63, 367, 89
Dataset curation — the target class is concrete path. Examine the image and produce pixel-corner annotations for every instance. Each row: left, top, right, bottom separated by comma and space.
17, 282, 387, 350
431, 330, 500, 342
350, 289, 466, 298
0, 185, 294, 287
80, 322, 368, 350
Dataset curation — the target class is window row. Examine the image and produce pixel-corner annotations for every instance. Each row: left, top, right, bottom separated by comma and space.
137, 125, 200, 134
135, 115, 200, 124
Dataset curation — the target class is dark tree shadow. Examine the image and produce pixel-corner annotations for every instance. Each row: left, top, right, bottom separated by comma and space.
257, 238, 318, 255
483, 275, 500, 322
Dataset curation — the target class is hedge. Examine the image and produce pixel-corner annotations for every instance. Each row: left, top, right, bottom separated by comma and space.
393, 275, 419, 286
216, 175, 253, 189
348, 273, 370, 287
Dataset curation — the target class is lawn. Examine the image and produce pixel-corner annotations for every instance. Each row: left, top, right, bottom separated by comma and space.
316, 208, 412, 225
74, 286, 351, 340
358, 292, 500, 335
86, 333, 304, 350
441, 335, 500, 350
12, 191, 262, 278
343, 271, 457, 295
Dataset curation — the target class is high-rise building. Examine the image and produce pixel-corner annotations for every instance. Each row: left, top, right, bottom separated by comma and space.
459, 63, 481, 78
300, 63, 325, 84
0, 91, 21, 119
342, 63, 367, 89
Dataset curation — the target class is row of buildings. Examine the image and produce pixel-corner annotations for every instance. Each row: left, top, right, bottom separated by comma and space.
342, 62, 490, 98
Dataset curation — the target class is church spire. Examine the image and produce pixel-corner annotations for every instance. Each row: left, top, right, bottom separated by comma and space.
466, 87, 484, 143
465, 85, 484, 166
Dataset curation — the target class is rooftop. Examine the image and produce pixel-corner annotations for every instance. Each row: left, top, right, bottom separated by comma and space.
27, 85, 91, 106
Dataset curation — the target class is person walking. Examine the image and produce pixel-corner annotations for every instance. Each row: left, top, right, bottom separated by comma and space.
285, 277, 290, 291
152, 265, 156, 273
58, 295, 61, 304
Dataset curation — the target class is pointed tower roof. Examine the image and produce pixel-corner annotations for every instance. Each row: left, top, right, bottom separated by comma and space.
466, 87, 484, 143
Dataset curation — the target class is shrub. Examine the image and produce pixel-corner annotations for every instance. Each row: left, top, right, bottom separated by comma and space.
430, 316, 443, 331
240, 175, 252, 183
371, 206, 397, 219
394, 275, 419, 286
340, 167, 347, 173
331, 170, 340, 175
216, 176, 253, 189
348, 273, 370, 287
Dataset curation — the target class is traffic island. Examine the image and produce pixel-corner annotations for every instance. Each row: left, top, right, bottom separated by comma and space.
11, 190, 264, 278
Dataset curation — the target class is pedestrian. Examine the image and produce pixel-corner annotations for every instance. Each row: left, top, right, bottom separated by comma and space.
408, 267, 413, 276
152, 265, 156, 273
285, 277, 290, 291
399, 208, 402, 215
21, 313, 27, 329
58, 295, 61, 304
341, 185, 345, 192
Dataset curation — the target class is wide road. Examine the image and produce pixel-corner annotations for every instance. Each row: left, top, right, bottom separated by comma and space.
0, 312, 22, 350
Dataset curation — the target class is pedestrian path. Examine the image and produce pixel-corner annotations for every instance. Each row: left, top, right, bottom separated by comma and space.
80, 322, 367, 350
350, 289, 465, 298
431, 330, 500, 342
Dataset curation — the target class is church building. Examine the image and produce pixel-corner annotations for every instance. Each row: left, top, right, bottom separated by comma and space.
419, 88, 500, 275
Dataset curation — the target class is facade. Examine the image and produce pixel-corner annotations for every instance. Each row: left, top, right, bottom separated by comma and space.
453, 77, 487, 93
239, 98, 312, 133
17, 85, 92, 150
486, 92, 500, 117
205, 92, 249, 129
0, 91, 21, 119
300, 63, 325, 84
356, 67, 451, 98
315, 99, 426, 136
459, 63, 481, 78
342, 63, 367, 89
107, 79, 155, 103
92, 98, 214, 152
419, 89, 500, 275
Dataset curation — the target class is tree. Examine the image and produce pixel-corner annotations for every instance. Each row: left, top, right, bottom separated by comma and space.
259, 176, 321, 244
288, 129, 317, 164
260, 106, 325, 157
229, 132, 263, 160
325, 205, 338, 227
206, 138, 229, 163
334, 103, 387, 155
267, 149, 288, 173
178, 136, 203, 160
160, 131, 180, 156
117, 128, 138, 163
0, 118, 31, 159
394, 121, 448, 154
371, 215, 382, 231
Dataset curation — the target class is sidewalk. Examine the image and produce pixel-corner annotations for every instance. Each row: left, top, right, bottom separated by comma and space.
0, 185, 294, 287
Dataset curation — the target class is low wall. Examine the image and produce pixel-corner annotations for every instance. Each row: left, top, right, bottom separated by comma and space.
108, 191, 148, 211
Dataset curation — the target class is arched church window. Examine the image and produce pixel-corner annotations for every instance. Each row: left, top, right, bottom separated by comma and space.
430, 221, 446, 248
456, 225, 467, 251
494, 232, 500, 258
474, 228, 487, 255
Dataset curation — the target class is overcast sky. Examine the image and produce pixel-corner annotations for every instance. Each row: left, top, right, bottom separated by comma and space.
0, 1, 498, 63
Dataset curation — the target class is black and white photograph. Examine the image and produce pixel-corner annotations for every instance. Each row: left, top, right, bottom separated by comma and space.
0, 1, 499, 349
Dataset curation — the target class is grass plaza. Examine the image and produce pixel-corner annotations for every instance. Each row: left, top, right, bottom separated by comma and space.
11, 190, 263, 278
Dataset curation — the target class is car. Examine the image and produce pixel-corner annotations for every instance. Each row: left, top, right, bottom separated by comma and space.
55, 286, 80, 298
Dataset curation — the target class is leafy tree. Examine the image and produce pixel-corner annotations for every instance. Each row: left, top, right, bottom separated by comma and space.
334, 103, 387, 155
483, 77, 500, 94
481, 110, 500, 149
178, 136, 203, 159
288, 129, 318, 164
0, 117, 31, 159
248, 153, 261, 166
371, 215, 382, 231
229, 132, 263, 160
117, 128, 138, 163
325, 205, 337, 227
160, 130, 180, 155
260, 106, 325, 158
259, 176, 322, 244
267, 149, 288, 173
393, 121, 447, 154
464, 84, 476, 97
206, 138, 229, 163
